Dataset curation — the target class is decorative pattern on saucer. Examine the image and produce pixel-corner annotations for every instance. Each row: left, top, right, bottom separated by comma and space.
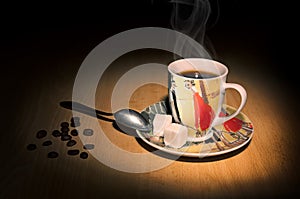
137, 101, 254, 157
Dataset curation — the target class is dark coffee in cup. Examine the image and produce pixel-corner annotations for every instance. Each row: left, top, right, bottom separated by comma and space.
180, 70, 218, 79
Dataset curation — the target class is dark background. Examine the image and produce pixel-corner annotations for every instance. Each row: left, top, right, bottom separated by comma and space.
1, 0, 297, 101
1, 0, 298, 198
1, 0, 298, 130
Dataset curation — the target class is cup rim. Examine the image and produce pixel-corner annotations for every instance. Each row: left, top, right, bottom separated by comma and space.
168, 58, 228, 80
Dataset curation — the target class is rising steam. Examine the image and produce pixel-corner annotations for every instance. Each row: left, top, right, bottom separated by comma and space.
170, 0, 212, 58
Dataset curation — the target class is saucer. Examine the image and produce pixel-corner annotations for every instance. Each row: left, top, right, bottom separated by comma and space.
136, 101, 254, 157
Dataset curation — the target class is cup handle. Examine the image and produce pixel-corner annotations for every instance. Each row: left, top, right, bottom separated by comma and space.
169, 89, 180, 123
211, 83, 247, 127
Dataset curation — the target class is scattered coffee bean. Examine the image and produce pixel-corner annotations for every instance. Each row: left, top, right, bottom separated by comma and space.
83, 144, 95, 150
71, 122, 80, 127
61, 134, 72, 141
60, 126, 70, 133
83, 129, 93, 136
42, 140, 52, 146
67, 149, 80, 156
60, 122, 69, 128
71, 117, 80, 123
80, 152, 88, 159
66, 140, 77, 147
70, 117, 80, 127
70, 129, 78, 136
61, 131, 68, 136
28, 117, 94, 161
47, 151, 59, 158
52, 130, 61, 137
27, 144, 37, 151
36, 130, 47, 139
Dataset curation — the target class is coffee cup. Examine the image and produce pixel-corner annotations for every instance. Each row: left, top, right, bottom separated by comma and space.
168, 58, 247, 142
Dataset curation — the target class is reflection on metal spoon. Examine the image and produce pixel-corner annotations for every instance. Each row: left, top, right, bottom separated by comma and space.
114, 109, 151, 132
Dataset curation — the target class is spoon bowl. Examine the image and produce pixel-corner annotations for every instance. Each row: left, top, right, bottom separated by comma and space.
113, 109, 152, 133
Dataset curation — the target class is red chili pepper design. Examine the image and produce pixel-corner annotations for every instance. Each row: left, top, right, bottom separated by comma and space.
219, 111, 243, 132
193, 92, 215, 131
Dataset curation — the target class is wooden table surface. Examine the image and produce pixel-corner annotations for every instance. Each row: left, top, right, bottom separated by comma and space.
1, 25, 299, 198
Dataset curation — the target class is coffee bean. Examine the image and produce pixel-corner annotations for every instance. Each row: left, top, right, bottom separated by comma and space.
83, 129, 93, 136
67, 149, 80, 156
70, 117, 80, 127
71, 117, 80, 123
70, 129, 78, 136
36, 130, 47, 139
60, 122, 69, 128
42, 140, 52, 146
27, 144, 37, 151
61, 131, 68, 136
60, 127, 70, 133
66, 140, 77, 147
52, 130, 61, 137
80, 152, 88, 159
83, 144, 94, 150
61, 134, 72, 141
47, 151, 59, 158
70, 121, 80, 127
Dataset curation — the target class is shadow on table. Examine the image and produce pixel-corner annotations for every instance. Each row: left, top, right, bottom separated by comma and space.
135, 137, 252, 162
60, 101, 114, 121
